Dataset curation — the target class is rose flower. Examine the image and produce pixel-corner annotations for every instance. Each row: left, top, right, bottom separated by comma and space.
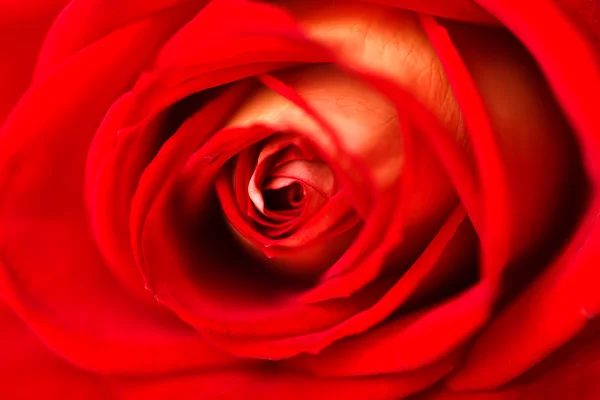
0, 0, 599, 398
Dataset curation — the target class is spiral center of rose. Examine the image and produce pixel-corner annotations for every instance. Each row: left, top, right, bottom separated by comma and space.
240, 135, 335, 239
262, 182, 304, 210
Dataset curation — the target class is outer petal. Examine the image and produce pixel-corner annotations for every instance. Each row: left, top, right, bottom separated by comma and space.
449, 215, 600, 390
448, 0, 600, 390
33, 0, 207, 78
415, 321, 600, 399
0, 301, 108, 399
0, 0, 68, 124
109, 359, 455, 400
472, 0, 600, 176
357, 0, 497, 23
0, 4, 236, 375
422, 16, 582, 278
282, 209, 482, 377
359, 0, 600, 41
556, 0, 600, 40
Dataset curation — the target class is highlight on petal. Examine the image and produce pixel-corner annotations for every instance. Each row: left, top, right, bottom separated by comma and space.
278, 0, 465, 136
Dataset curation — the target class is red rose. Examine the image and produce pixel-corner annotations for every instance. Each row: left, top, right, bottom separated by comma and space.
1, 0, 599, 398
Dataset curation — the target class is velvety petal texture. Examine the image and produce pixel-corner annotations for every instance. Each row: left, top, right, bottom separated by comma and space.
0, 0, 241, 376
0, 0, 68, 124
0, 301, 108, 399
0, 0, 598, 398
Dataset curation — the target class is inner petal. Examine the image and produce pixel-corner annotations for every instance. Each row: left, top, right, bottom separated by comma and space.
246, 133, 335, 219
277, 0, 465, 136
269, 159, 334, 197
263, 181, 304, 211
247, 143, 336, 239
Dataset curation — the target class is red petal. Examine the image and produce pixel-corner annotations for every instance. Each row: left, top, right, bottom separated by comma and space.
421, 16, 510, 278
33, 0, 207, 78
0, 301, 107, 398
446, 0, 600, 390
109, 358, 455, 400
357, 0, 497, 23
0, 0, 67, 124
556, 0, 600, 41
448, 206, 600, 389
422, 17, 581, 279
139, 120, 380, 343
0, 9, 235, 374
417, 321, 600, 399
472, 0, 600, 184
203, 208, 491, 363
